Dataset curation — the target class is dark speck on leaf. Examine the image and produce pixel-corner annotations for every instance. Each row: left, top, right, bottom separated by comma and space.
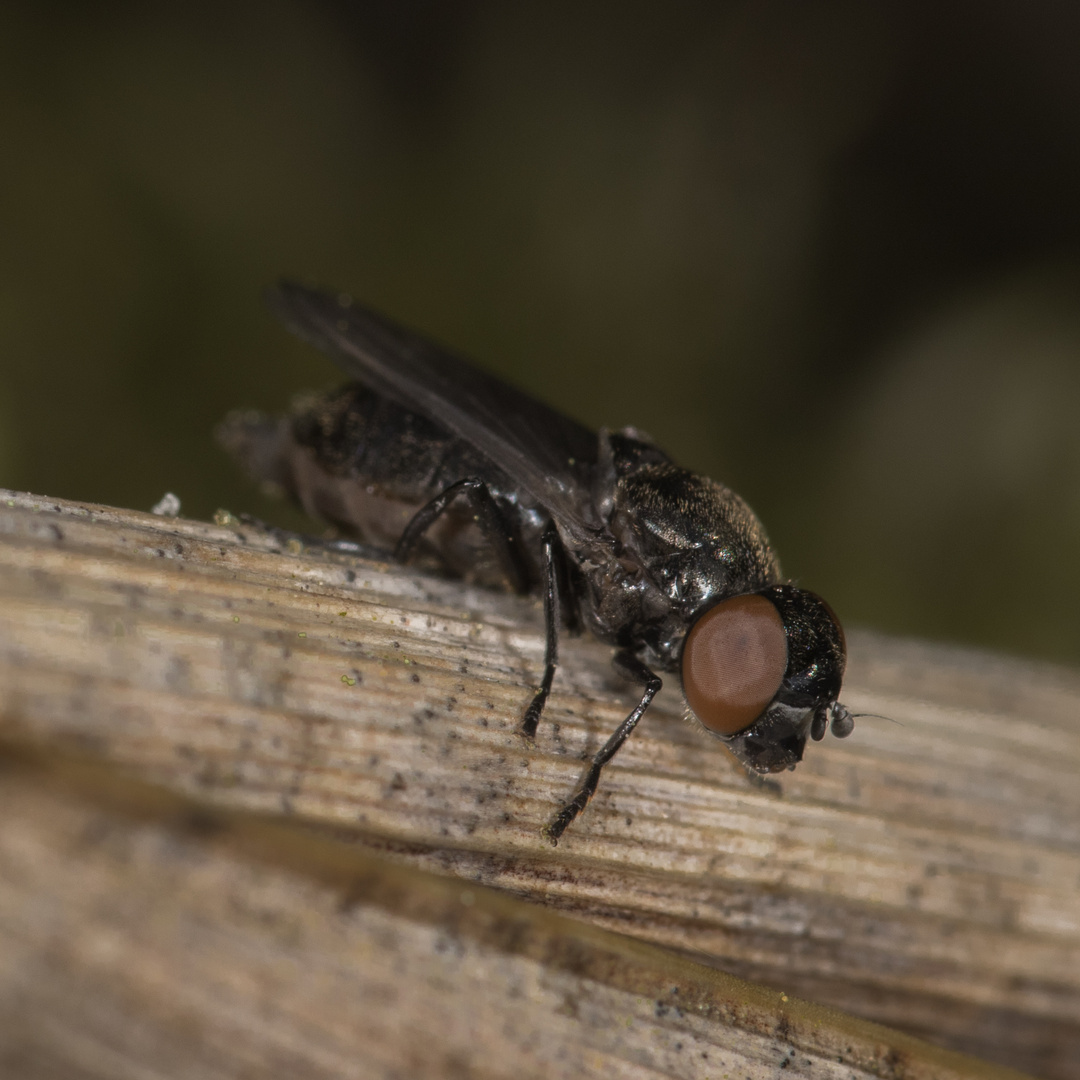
184, 810, 225, 838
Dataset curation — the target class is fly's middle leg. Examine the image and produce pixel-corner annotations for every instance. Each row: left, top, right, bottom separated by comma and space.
520, 521, 563, 740
394, 477, 530, 595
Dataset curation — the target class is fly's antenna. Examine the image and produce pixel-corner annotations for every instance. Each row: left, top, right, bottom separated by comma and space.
850, 711, 903, 726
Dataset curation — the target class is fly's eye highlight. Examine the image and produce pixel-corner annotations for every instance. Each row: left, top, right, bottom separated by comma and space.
681, 594, 787, 736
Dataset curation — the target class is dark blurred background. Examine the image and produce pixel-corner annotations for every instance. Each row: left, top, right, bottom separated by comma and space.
2, 1, 1079, 665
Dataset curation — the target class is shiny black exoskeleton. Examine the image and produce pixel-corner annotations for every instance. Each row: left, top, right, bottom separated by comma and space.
220, 283, 854, 843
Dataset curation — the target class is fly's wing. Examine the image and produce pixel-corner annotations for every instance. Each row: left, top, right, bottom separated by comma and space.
267, 282, 602, 544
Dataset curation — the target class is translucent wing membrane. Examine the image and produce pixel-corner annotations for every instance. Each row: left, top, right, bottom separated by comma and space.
267, 283, 601, 545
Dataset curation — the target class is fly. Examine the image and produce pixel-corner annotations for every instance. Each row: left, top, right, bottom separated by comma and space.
220, 282, 854, 843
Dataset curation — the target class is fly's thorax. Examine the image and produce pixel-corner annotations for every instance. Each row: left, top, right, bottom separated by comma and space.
578, 428, 783, 668
605, 460, 781, 611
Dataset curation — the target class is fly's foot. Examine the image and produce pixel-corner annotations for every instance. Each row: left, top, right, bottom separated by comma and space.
519, 686, 549, 740
540, 806, 575, 846
541, 762, 601, 845
542, 788, 591, 846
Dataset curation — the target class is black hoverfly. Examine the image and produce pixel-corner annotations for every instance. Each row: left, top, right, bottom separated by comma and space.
221, 283, 853, 843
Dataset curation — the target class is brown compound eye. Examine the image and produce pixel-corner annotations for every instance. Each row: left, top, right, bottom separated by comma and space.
681, 594, 788, 736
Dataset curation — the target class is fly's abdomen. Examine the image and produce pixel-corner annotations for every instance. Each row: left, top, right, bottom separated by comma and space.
218, 384, 540, 586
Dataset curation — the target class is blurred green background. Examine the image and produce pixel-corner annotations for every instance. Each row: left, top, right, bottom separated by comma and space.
2, 1, 1079, 665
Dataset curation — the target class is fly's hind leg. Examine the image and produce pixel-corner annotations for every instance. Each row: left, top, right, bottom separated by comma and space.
542, 651, 662, 845
394, 477, 530, 595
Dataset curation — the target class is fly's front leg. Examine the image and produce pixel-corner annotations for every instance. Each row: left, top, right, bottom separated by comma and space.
520, 521, 562, 740
542, 650, 662, 845
394, 477, 530, 595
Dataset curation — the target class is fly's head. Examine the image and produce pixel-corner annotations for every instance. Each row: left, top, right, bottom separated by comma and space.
679, 585, 851, 773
